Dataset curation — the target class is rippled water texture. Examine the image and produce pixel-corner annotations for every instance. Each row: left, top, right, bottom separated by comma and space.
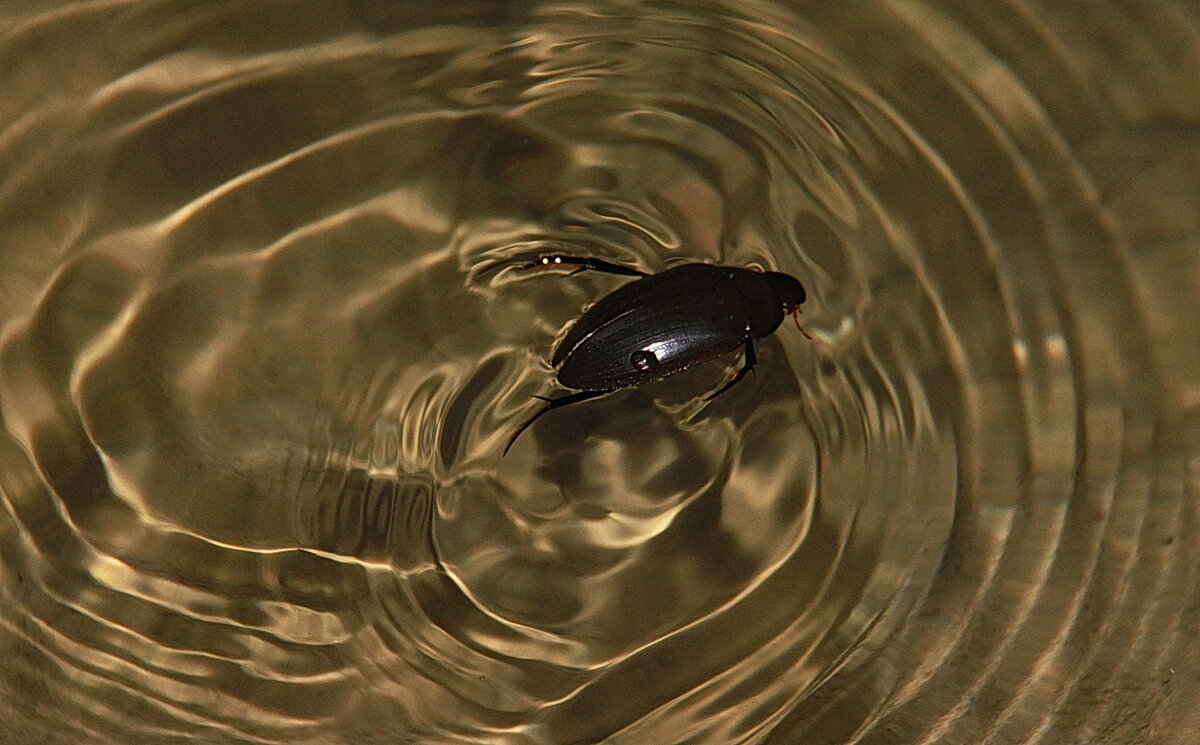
2, 1, 1198, 743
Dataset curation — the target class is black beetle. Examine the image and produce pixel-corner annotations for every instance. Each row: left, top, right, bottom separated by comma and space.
504, 255, 807, 454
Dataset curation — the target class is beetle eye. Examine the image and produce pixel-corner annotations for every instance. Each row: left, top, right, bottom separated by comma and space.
630, 350, 658, 372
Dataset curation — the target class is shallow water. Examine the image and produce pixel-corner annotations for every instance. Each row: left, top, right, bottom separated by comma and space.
1, 1, 1198, 743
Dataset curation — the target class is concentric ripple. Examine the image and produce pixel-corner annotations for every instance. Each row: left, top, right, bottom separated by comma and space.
1, 1, 1197, 744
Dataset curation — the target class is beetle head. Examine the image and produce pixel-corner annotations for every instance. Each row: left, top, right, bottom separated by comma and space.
764, 272, 806, 315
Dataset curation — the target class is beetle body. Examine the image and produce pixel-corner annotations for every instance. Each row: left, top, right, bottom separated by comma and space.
555, 263, 797, 389
504, 256, 806, 454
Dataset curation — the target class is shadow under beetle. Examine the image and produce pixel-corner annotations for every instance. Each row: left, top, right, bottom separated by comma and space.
504, 255, 807, 454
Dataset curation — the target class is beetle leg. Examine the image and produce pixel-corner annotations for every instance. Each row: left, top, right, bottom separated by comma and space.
706, 337, 757, 402
521, 255, 648, 277
503, 389, 614, 455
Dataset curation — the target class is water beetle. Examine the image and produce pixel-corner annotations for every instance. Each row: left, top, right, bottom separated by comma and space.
504, 255, 807, 454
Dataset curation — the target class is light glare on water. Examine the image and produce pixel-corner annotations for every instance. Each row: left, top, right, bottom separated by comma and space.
1, 1, 1198, 744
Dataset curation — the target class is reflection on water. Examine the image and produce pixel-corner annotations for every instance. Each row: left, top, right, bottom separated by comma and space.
1, 1, 1197, 743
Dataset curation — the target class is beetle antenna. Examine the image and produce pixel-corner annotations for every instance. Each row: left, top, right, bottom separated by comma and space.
793, 312, 813, 340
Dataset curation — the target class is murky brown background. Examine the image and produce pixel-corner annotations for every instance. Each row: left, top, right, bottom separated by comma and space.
1, 1, 1198, 743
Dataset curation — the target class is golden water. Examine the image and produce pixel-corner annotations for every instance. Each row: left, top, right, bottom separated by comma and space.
1, 1, 1197, 743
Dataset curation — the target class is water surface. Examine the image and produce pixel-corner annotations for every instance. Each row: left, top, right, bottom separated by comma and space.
1, 1, 1198, 743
